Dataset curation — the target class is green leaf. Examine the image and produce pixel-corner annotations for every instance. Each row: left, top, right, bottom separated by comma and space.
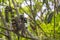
0, 0, 1, 3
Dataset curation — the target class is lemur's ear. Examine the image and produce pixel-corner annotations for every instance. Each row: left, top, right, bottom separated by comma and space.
19, 15, 24, 20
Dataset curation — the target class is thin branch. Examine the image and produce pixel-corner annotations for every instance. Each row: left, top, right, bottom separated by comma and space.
0, 26, 13, 32
53, 0, 56, 40
12, 0, 20, 18
0, 32, 9, 37
8, 0, 11, 6
0, 11, 12, 40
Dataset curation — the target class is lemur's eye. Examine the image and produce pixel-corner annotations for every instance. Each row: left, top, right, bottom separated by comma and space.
24, 18, 27, 23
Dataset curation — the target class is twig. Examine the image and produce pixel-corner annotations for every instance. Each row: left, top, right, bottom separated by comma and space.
53, 0, 56, 40
0, 11, 12, 40
12, 0, 20, 18
0, 32, 9, 38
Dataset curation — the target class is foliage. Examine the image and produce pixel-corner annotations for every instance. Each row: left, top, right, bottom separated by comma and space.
0, 0, 60, 40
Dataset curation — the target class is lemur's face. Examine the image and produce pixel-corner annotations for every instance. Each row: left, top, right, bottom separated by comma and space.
19, 15, 27, 23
